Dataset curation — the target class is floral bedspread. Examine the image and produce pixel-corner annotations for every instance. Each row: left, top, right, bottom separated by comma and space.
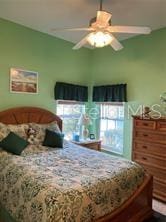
0, 141, 144, 222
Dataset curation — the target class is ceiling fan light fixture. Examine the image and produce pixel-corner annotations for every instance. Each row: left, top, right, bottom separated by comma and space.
53, 0, 151, 51
87, 31, 112, 48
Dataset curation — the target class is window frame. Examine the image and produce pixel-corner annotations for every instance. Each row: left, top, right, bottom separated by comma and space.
98, 102, 125, 155
56, 100, 85, 140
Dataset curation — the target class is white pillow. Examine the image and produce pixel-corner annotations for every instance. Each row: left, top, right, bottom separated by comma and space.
28, 121, 61, 145
0, 122, 29, 141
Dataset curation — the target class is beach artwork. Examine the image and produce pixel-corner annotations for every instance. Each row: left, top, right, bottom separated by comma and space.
10, 68, 38, 94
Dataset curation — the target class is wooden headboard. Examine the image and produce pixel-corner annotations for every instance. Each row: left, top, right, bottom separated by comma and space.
0, 107, 62, 131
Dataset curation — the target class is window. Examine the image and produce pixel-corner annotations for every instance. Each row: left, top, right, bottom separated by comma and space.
56, 101, 85, 140
99, 103, 124, 154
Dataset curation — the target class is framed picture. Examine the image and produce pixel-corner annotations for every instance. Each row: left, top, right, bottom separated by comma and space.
10, 68, 38, 94
90, 133, 95, 140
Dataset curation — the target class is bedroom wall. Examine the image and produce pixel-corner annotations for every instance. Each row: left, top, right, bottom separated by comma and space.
91, 27, 166, 158
0, 18, 91, 112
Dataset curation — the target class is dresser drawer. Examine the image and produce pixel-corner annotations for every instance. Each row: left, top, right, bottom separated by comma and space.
134, 119, 156, 130
138, 163, 166, 181
73, 140, 101, 151
153, 180, 166, 202
154, 179, 166, 193
157, 121, 166, 131
134, 152, 166, 168
84, 143, 100, 150
133, 142, 166, 157
134, 131, 166, 144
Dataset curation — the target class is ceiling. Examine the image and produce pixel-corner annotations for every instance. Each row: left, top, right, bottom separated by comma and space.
0, 0, 165, 46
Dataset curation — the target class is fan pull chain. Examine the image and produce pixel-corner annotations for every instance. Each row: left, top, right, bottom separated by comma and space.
100, 0, 103, 11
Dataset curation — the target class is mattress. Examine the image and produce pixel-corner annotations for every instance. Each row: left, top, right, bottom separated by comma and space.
0, 141, 145, 222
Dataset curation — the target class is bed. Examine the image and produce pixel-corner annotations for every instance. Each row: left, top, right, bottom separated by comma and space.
0, 107, 153, 222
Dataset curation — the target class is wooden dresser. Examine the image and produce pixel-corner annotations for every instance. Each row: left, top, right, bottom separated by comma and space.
132, 116, 166, 202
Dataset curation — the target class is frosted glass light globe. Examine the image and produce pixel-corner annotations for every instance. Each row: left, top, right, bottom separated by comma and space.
87, 31, 112, 48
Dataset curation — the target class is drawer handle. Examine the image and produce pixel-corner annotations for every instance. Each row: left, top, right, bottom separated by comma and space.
143, 123, 148, 126
142, 145, 147, 149
142, 157, 147, 161
143, 134, 148, 137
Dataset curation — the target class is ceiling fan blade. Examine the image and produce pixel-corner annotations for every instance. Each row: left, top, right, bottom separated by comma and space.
107, 26, 151, 34
109, 34, 123, 51
51, 27, 94, 32
96, 10, 112, 25
73, 34, 90, 50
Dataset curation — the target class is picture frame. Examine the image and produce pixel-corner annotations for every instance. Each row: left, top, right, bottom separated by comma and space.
90, 133, 95, 140
10, 68, 38, 94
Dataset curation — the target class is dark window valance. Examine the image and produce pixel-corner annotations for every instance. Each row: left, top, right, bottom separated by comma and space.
54, 82, 88, 102
93, 84, 127, 102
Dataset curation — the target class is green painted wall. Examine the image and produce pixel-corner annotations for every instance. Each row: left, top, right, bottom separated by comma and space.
0, 18, 91, 112
91, 27, 166, 158
91, 28, 165, 104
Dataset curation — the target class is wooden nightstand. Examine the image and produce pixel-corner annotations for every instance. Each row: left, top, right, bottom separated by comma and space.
72, 140, 101, 151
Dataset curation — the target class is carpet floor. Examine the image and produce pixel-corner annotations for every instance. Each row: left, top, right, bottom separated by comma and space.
153, 199, 166, 216
146, 199, 166, 222
146, 212, 166, 222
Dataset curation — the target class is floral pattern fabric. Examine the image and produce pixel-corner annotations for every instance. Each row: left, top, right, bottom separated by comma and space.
0, 141, 145, 222
0, 123, 8, 141
0, 123, 29, 141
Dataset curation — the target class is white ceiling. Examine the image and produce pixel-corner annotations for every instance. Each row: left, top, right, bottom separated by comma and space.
0, 0, 165, 45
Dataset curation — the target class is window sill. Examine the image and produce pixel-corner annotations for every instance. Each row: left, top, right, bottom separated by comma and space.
101, 148, 124, 157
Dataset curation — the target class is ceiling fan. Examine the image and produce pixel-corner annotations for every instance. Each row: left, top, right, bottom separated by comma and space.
52, 0, 151, 51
